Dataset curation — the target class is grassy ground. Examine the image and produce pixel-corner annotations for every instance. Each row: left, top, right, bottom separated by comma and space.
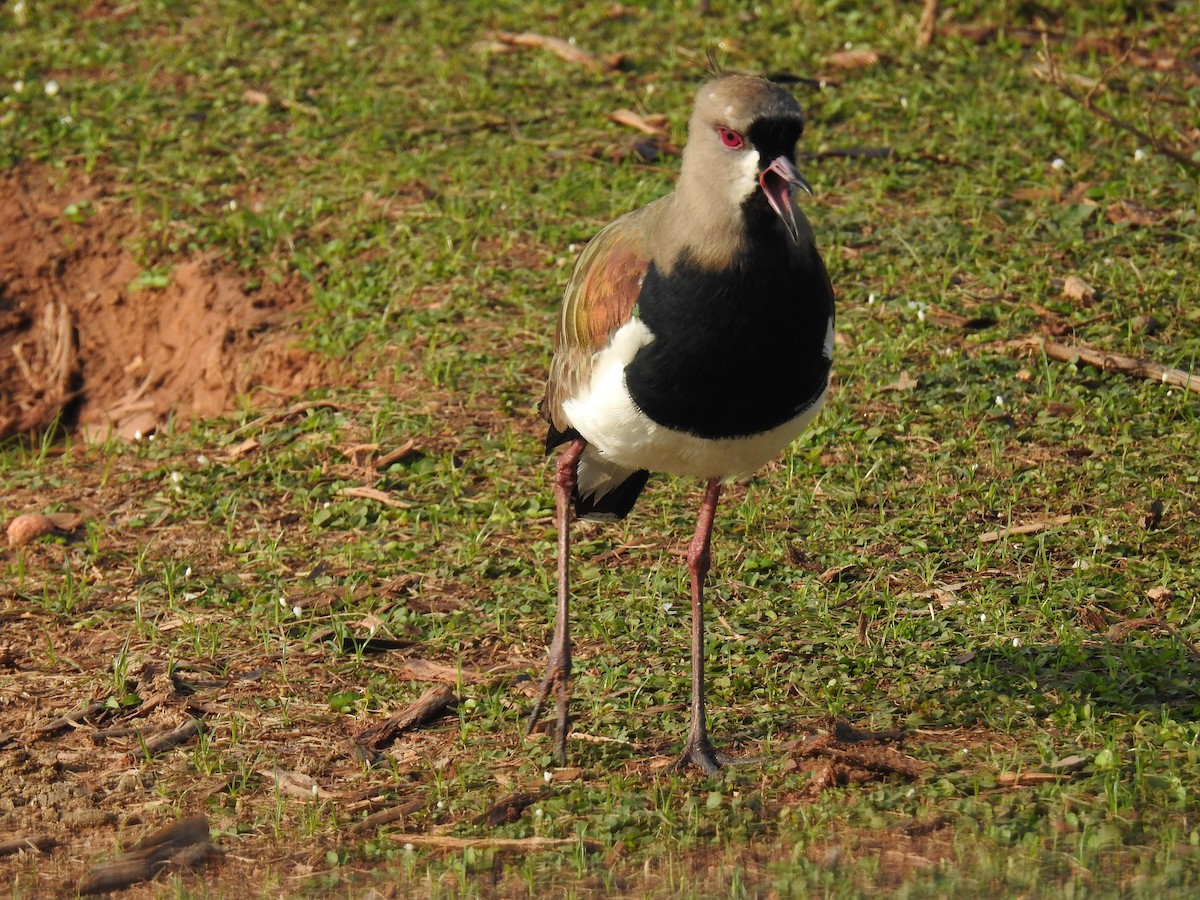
3, 0, 1200, 896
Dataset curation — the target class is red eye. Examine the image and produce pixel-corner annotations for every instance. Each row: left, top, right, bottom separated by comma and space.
716, 126, 744, 149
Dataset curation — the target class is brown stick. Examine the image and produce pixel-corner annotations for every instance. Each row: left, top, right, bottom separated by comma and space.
136, 718, 203, 758
0, 834, 57, 857
35, 700, 109, 737
980, 514, 1073, 543
997, 772, 1070, 787
387, 834, 602, 852
335, 485, 410, 508
354, 683, 457, 752
350, 796, 429, 834
917, 0, 939, 48
1042, 340, 1200, 394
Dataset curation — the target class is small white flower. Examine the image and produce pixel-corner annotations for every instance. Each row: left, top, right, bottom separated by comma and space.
278, 596, 288, 607
13, 81, 24, 93
1012, 637, 1022, 648
59, 115, 72, 125
44, 80, 60, 97
867, 292, 876, 304
403, 842, 415, 852
1050, 158, 1066, 170
1134, 148, 1147, 162
196, 454, 210, 466
980, 613, 987, 622
436, 800, 445, 809
345, 35, 359, 48
844, 41, 854, 49
900, 97, 909, 110
184, 566, 192, 577
292, 604, 302, 617
311, 783, 319, 796
995, 395, 1004, 407
133, 430, 143, 441
533, 808, 544, 818
170, 471, 182, 484
227, 199, 237, 211
1100, 534, 1113, 546
543, 770, 553, 783
662, 601, 675, 616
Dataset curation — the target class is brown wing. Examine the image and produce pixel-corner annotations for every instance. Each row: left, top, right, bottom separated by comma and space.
540, 204, 656, 441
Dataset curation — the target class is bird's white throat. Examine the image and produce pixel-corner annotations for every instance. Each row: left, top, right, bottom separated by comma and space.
728, 147, 762, 208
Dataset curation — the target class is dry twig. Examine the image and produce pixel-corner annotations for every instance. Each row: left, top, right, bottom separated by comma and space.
136, 718, 204, 758
1041, 340, 1200, 394
998, 771, 1070, 787
980, 514, 1073, 543
355, 683, 457, 753
386, 833, 601, 853
0, 834, 57, 857
351, 796, 429, 835
917, 0, 939, 48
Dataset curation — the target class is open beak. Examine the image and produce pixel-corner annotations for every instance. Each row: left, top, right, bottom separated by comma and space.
759, 155, 812, 244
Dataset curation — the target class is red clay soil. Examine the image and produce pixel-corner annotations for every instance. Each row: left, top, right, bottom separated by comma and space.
0, 165, 325, 441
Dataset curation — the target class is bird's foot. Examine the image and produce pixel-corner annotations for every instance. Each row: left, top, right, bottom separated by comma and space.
668, 734, 760, 775
525, 651, 571, 766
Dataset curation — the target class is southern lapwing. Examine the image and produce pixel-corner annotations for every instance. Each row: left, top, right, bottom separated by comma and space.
528, 74, 835, 774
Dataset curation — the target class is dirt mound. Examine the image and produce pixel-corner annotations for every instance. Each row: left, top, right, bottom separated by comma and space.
0, 166, 325, 441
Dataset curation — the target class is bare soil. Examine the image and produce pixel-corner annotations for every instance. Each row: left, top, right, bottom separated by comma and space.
0, 166, 324, 442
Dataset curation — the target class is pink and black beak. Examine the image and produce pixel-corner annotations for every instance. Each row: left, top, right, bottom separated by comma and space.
759, 155, 813, 244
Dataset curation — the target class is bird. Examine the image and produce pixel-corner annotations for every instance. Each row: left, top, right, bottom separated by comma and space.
527, 74, 835, 774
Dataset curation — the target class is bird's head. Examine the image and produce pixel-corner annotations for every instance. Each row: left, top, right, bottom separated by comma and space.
680, 75, 812, 246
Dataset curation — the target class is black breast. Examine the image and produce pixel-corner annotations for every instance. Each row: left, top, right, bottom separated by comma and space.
624, 243, 834, 440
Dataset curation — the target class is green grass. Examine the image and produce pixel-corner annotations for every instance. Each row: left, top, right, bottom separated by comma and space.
3, 0, 1200, 897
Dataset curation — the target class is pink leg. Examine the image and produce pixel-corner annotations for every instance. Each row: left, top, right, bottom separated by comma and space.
671, 477, 742, 774
526, 438, 586, 765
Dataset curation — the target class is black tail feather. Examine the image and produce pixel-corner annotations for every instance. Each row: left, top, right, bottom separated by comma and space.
574, 469, 650, 522
544, 421, 581, 455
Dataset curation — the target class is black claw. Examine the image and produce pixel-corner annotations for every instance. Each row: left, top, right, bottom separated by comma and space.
668, 736, 763, 774
669, 735, 723, 774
